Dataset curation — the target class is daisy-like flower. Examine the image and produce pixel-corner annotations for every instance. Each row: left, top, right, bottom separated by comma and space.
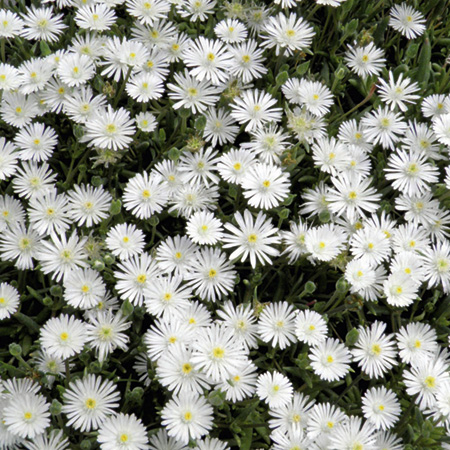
256, 371, 293, 409
326, 173, 381, 222
161, 391, 213, 445
351, 321, 397, 379
169, 182, 219, 218
63, 268, 106, 310
97, 413, 149, 450
269, 392, 315, 434
432, 113, 450, 146
304, 223, 347, 262
312, 137, 350, 176
328, 416, 376, 450
0, 223, 41, 270
168, 69, 221, 114
214, 18, 248, 43
295, 310, 328, 346
0, 283, 20, 320
28, 189, 71, 236
377, 71, 420, 112
156, 343, 211, 395
217, 301, 258, 350
12, 161, 57, 199
361, 106, 407, 150
156, 235, 199, 276
261, 12, 315, 56
183, 37, 232, 85
40, 314, 87, 359
126, 72, 165, 102
228, 39, 267, 83
384, 149, 439, 196
184, 247, 236, 302
287, 106, 327, 143
57, 53, 96, 87
0, 138, 18, 181
3, 392, 50, 439
345, 259, 387, 301
280, 219, 309, 263
241, 163, 290, 210
38, 232, 89, 282
309, 338, 351, 381
0, 10, 24, 38
63, 86, 108, 124
18, 57, 53, 96
338, 119, 372, 151
421, 241, 450, 293
383, 272, 419, 307
389, 3, 426, 39
422, 94, 450, 118
123, 171, 168, 219
144, 275, 191, 319
148, 428, 187, 450
22, 429, 69, 450
66, 184, 112, 228
257, 301, 297, 350
203, 107, 239, 147
349, 226, 391, 266
0, 92, 39, 128
217, 148, 256, 184
62, 374, 120, 432
105, 223, 145, 260
362, 387, 401, 430
298, 80, 333, 117
86, 311, 131, 363
222, 209, 281, 268
186, 211, 224, 245
114, 253, 160, 306
217, 362, 258, 403
176, 0, 217, 22
82, 106, 136, 151
126, 0, 171, 26
14, 122, 58, 162
396, 322, 438, 366
178, 146, 220, 187
0, 194, 25, 232
403, 356, 450, 410
345, 41, 386, 78
75, 4, 117, 32
135, 112, 157, 133
306, 402, 347, 440
230, 89, 282, 132
190, 323, 248, 383
21, 6, 67, 42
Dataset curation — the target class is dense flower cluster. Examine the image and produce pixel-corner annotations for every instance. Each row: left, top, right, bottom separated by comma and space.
0, 0, 450, 449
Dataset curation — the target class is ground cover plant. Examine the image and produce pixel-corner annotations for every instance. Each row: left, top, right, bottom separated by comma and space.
1, 0, 450, 448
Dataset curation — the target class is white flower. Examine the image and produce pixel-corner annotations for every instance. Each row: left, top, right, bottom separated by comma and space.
105, 223, 145, 261
186, 211, 224, 245
190, 324, 248, 383
389, 2, 426, 39
63, 268, 106, 310
305, 224, 347, 262
298, 80, 333, 117
203, 107, 239, 147
82, 106, 136, 151
383, 272, 419, 307
227, 39, 267, 83
345, 41, 385, 78
38, 232, 89, 282
241, 163, 290, 210
97, 413, 149, 450
309, 338, 351, 381
306, 402, 347, 439
377, 71, 420, 111
256, 371, 293, 408
184, 247, 236, 303
0, 283, 20, 320
62, 374, 121, 432
421, 240, 450, 293
57, 53, 96, 87
230, 89, 282, 132
216, 363, 258, 403
214, 18, 248, 43
123, 171, 168, 219
156, 235, 199, 276
222, 209, 281, 268
75, 4, 117, 32
261, 12, 315, 56
40, 314, 87, 359
3, 393, 50, 439
114, 253, 160, 306
395, 322, 438, 366
161, 392, 214, 445
14, 122, 58, 162
328, 416, 376, 450
295, 310, 328, 346
126, 0, 171, 26
362, 387, 401, 430
217, 148, 256, 184
21, 6, 66, 42
257, 301, 297, 350
86, 311, 131, 363
351, 321, 397, 379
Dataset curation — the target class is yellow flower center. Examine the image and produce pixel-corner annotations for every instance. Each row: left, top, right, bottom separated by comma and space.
213, 347, 225, 358
137, 274, 147, 283
106, 124, 117, 133
0, 298, 4, 304
414, 340, 421, 348
262, 180, 271, 188
73, 67, 79, 74
85, 398, 96, 409
233, 162, 242, 170
120, 434, 128, 442
142, 189, 151, 198
424, 376, 435, 388
123, 236, 129, 243
207, 52, 215, 61
362, 55, 369, 62
169, 336, 177, 343
163, 293, 172, 301
208, 268, 217, 278
19, 238, 30, 250
381, 118, 390, 127
81, 285, 90, 293
182, 363, 192, 374
348, 191, 357, 199
286, 29, 295, 37
292, 414, 301, 422
327, 355, 334, 363
371, 344, 381, 355
242, 54, 251, 63
175, 252, 182, 259
184, 411, 192, 421
60, 332, 69, 341
24, 412, 33, 420
327, 421, 334, 428
188, 87, 198, 96
248, 234, 257, 243
309, 324, 316, 331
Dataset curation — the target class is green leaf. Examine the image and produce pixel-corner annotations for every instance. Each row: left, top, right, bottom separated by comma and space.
345, 328, 359, 346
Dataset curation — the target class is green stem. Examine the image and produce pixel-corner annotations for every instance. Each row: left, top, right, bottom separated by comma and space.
114, 66, 133, 108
